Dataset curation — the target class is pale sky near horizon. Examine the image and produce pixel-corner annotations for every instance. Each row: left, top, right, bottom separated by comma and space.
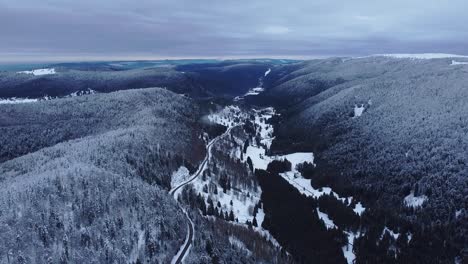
1, 0, 468, 62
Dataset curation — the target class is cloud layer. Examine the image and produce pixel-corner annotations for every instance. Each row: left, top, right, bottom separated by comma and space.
1, 0, 468, 61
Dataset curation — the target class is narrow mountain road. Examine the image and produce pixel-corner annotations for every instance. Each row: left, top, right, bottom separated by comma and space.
169, 125, 237, 264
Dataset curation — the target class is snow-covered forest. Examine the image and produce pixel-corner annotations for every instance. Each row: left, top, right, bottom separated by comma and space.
1, 56, 467, 263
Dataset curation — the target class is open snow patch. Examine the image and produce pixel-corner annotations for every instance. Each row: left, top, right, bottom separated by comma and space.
18, 68, 56, 76
404, 192, 427, 208
0, 97, 38, 104
245, 87, 265, 96
171, 166, 190, 189
380, 227, 400, 240
317, 208, 336, 229
342, 231, 360, 264
353, 202, 365, 216
264, 68, 271, 76
451, 60, 468, 65
278, 152, 315, 169
374, 53, 468, 59
353, 104, 365, 117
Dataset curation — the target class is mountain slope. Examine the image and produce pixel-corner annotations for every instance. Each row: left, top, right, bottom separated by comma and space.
0, 88, 207, 263
261, 56, 468, 260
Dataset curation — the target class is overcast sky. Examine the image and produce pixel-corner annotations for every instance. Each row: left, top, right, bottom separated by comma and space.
1, 0, 468, 62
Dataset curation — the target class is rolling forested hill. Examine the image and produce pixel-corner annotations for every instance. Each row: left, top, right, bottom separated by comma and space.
0, 88, 208, 263
260, 56, 468, 260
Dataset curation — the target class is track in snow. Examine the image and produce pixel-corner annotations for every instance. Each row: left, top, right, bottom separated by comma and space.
169, 126, 237, 264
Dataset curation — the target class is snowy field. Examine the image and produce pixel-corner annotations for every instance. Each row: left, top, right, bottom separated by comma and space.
0, 89, 96, 105
18, 68, 56, 75
0, 97, 38, 104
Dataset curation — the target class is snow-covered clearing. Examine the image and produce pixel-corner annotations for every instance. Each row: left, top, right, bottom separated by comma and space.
0, 97, 38, 104
264, 68, 271, 76
0, 89, 97, 105
171, 166, 190, 189
244, 87, 265, 96
18, 68, 56, 75
342, 231, 360, 264
206, 105, 246, 128
353, 104, 365, 117
280, 152, 316, 169
279, 171, 351, 203
353, 202, 365, 216
245, 145, 271, 170
451, 60, 468, 65
404, 192, 427, 208
380, 227, 400, 240
317, 208, 336, 229
254, 107, 275, 148
374, 53, 468, 59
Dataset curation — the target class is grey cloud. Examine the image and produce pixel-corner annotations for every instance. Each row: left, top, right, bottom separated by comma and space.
1, 0, 468, 62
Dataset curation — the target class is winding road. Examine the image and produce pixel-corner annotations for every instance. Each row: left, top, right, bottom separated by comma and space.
169, 126, 236, 264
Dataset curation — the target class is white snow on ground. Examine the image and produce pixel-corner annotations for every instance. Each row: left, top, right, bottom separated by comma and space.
256, 207, 265, 227
0, 98, 38, 104
374, 53, 468, 59
353, 202, 365, 216
279, 152, 315, 169
353, 104, 365, 117
451, 60, 468, 65
201, 106, 284, 249
206, 105, 246, 128
18, 68, 56, 75
171, 166, 190, 189
404, 192, 427, 208
0, 89, 97, 105
245, 145, 271, 170
192, 173, 261, 224
204, 105, 370, 258
216, 188, 260, 224
254, 107, 275, 148
244, 107, 368, 215
264, 68, 271, 76
317, 208, 337, 229
280, 171, 339, 199
380, 227, 400, 240
229, 236, 252, 256
245, 87, 265, 96
342, 231, 360, 264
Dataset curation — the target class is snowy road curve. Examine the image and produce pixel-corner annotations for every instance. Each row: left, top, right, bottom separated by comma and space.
169, 126, 236, 264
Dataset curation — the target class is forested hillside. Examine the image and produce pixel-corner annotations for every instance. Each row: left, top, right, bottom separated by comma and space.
260, 56, 468, 261
0, 87, 289, 263
0, 88, 208, 263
